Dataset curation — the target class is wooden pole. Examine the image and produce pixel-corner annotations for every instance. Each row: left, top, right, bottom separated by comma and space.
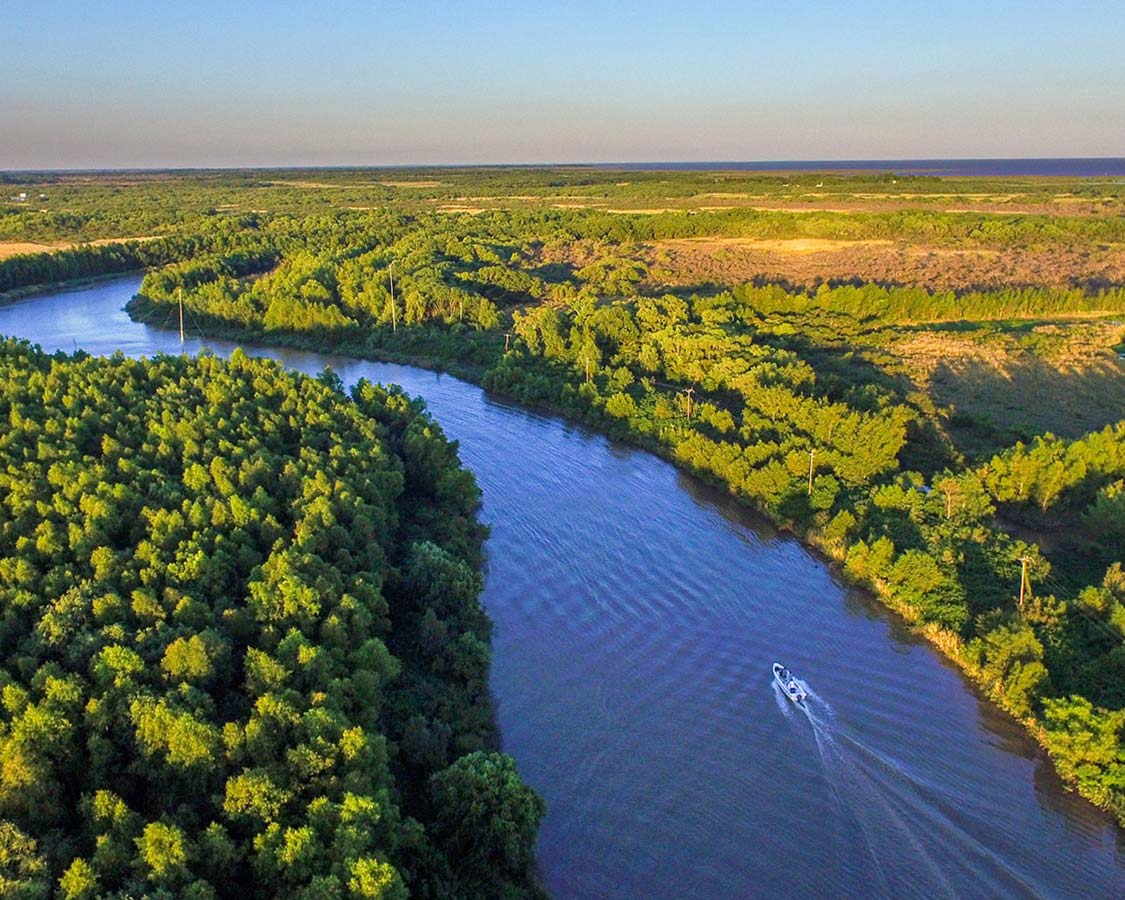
1019, 556, 1030, 610
389, 261, 396, 333
178, 287, 185, 344
504, 332, 511, 351
807, 448, 816, 496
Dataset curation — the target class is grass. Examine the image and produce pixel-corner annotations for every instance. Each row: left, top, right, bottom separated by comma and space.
885, 319, 1125, 458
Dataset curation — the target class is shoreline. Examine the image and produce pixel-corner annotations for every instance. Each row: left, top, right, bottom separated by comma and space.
0, 268, 147, 307
5, 272, 1119, 832
114, 295, 1125, 834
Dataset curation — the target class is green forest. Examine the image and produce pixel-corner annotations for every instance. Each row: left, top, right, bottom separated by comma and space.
0, 341, 544, 899
2, 168, 1125, 886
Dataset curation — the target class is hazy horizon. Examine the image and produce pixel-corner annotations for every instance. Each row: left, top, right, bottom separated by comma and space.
3, 1, 1123, 169
4, 157, 1125, 177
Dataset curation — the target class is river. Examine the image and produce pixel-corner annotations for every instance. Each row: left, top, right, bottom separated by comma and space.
2, 277, 1123, 899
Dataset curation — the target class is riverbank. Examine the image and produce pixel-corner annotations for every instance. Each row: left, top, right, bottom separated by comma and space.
118, 296, 1125, 832
5, 274, 1124, 897
0, 268, 148, 306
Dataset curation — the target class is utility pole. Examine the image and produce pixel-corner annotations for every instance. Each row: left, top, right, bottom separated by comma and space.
683, 386, 694, 419
177, 287, 185, 345
1018, 556, 1031, 611
808, 448, 816, 496
584, 355, 591, 384
389, 261, 397, 333
504, 332, 511, 352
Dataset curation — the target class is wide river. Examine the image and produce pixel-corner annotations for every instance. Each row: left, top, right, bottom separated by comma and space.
2, 277, 1123, 899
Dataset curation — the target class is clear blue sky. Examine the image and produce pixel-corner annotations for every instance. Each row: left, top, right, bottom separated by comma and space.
2, 0, 1122, 168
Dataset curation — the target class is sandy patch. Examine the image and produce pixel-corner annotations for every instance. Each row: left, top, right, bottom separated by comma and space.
267, 180, 344, 189
944, 208, 1031, 215
380, 180, 444, 188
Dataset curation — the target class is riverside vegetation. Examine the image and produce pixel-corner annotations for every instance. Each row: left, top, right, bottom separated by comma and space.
2, 168, 1125, 871
0, 341, 544, 898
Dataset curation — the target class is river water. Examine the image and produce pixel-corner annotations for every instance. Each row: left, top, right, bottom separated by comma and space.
2, 277, 1123, 899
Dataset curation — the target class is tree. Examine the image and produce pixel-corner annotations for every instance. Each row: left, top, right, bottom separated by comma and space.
0, 821, 49, 900
430, 752, 545, 885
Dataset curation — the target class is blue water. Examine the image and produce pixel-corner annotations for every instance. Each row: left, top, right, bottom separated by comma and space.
588, 158, 1125, 177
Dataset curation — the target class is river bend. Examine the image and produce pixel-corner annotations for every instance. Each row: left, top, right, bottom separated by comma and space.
2, 278, 1123, 899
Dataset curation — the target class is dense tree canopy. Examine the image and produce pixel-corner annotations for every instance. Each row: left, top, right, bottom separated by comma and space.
0, 341, 544, 899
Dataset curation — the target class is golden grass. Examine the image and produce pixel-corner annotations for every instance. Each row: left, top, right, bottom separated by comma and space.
0, 236, 157, 260
889, 322, 1125, 446
660, 236, 893, 253
0, 241, 57, 259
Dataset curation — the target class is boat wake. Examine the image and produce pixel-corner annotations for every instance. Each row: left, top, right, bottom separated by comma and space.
784, 688, 1047, 899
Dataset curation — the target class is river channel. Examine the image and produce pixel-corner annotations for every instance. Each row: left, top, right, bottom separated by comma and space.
2, 277, 1122, 899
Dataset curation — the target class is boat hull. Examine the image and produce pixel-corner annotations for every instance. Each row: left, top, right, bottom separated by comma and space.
772, 662, 807, 704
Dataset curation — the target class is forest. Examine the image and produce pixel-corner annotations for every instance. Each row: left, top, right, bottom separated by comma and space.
0, 341, 544, 899
2, 168, 1125, 874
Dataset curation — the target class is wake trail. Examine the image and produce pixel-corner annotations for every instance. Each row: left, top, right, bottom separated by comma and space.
796, 695, 1046, 900
801, 703, 959, 900
805, 703, 894, 897
845, 749, 1045, 899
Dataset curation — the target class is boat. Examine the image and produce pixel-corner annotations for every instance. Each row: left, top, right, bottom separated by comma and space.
773, 662, 807, 704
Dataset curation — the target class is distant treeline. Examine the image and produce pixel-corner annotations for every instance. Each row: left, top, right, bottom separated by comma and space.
2, 166, 1122, 245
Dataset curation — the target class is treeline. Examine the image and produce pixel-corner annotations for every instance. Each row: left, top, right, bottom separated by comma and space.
525, 206, 1125, 247
0, 217, 280, 296
979, 422, 1125, 516
4, 168, 1122, 246
129, 214, 535, 340
0, 341, 544, 899
729, 282, 1125, 324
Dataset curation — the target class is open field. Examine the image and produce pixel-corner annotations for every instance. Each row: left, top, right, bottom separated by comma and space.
0, 236, 158, 259
642, 236, 1125, 290
882, 320, 1125, 456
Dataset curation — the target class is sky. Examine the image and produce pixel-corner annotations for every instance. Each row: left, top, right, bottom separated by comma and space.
2, 0, 1123, 168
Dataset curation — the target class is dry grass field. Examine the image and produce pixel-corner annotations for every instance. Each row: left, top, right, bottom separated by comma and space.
886, 320, 1125, 455
0, 237, 157, 260
643, 237, 1125, 291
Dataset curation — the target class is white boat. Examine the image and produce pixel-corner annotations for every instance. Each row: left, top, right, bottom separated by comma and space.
773, 662, 807, 704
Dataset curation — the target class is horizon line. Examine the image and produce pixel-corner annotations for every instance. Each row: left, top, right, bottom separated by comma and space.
3, 155, 1125, 176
